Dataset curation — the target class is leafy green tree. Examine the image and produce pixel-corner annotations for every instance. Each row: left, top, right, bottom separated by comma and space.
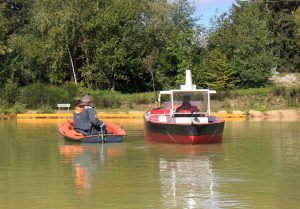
26, 0, 84, 84
4, 0, 286, 94
259, 0, 300, 72
195, 13, 236, 89
202, 3, 276, 88
294, 6, 300, 48
92, 0, 146, 91
164, 0, 201, 86
93, 0, 201, 92
0, 1, 34, 88
138, 0, 203, 90
0, 2, 9, 87
197, 48, 234, 89
0, 3, 8, 56
230, 4, 276, 88
10, 0, 101, 86
139, 0, 171, 90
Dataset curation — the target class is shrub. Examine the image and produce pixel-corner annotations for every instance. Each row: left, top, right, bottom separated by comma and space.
77, 86, 95, 97
286, 87, 300, 107
0, 99, 8, 113
47, 86, 67, 108
92, 91, 122, 108
0, 105, 6, 114
129, 92, 157, 104
19, 83, 50, 108
272, 86, 286, 97
230, 87, 272, 98
37, 104, 55, 113
1, 79, 19, 104
18, 83, 78, 109
63, 82, 80, 106
6, 102, 26, 114
211, 90, 230, 101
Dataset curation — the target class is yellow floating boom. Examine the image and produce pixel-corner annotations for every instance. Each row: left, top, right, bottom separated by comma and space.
16, 112, 246, 119
16, 113, 144, 119
212, 113, 246, 118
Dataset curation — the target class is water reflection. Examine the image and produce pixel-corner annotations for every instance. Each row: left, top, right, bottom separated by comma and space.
1, 119, 300, 208
59, 143, 125, 196
147, 144, 224, 209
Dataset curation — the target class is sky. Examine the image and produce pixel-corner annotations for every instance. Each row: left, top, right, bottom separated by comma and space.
192, 0, 236, 27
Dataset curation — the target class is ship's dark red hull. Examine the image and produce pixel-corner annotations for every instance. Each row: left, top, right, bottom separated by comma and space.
144, 119, 225, 144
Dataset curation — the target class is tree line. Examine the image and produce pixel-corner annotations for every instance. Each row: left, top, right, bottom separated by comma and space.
0, 0, 300, 95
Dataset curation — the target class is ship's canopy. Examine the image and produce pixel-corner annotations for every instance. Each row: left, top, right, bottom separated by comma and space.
158, 70, 216, 116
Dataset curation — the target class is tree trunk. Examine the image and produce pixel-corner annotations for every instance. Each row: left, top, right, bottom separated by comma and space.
67, 47, 77, 83
110, 69, 115, 91
151, 71, 155, 92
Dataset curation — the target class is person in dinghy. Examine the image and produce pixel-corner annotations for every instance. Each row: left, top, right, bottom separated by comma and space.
73, 95, 107, 136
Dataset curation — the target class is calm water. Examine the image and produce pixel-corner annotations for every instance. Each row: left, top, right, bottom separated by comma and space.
0, 119, 300, 209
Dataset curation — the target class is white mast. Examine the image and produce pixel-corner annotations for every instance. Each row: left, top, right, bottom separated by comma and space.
180, 70, 196, 90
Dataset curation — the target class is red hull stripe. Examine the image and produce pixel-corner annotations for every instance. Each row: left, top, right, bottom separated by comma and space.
145, 119, 224, 136
144, 130, 223, 144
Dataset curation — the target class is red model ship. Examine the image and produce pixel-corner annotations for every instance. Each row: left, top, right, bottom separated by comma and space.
144, 70, 225, 144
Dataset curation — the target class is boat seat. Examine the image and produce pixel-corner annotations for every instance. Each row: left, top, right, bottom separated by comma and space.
175, 116, 209, 124
173, 112, 205, 117
208, 116, 215, 123
71, 129, 84, 136
174, 117, 193, 123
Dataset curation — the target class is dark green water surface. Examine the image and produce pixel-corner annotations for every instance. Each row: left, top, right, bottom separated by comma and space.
0, 119, 300, 209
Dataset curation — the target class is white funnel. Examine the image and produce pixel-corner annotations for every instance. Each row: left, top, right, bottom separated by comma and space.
180, 70, 196, 90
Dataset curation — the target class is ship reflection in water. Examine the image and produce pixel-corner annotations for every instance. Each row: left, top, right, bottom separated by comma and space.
59, 143, 125, 196
148, 144, 224, 209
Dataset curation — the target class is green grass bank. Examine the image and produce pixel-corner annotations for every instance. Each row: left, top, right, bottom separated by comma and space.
0, 80, 299, 115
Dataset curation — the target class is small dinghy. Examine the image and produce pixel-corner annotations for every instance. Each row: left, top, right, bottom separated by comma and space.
59, 120, 126, 143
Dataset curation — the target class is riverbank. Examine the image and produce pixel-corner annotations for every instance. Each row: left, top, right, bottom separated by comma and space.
1, 109, 300, 121
1, 76, 299, 116
0, 112, 246, 120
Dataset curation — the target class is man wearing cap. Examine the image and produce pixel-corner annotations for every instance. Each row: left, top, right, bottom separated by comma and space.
73, 95, 106, 135
176, 94, 200, 112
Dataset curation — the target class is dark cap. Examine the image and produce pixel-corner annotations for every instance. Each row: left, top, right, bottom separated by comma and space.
183, 94, 191, 101
81, 95, 91, 103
